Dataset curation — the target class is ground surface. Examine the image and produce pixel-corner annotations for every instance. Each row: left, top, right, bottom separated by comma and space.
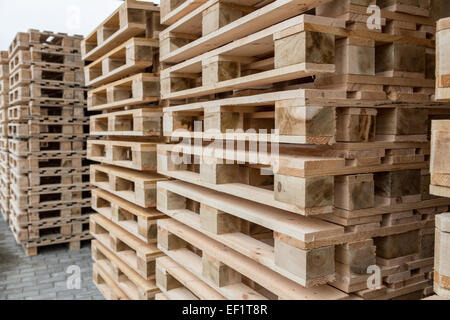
0, 217, 104, 300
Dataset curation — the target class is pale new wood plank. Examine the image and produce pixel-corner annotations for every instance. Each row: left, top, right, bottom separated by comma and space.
157, 180, 344, 243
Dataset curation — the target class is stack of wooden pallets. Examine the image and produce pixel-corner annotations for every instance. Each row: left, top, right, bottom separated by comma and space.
154, 0, 450, 300
0, 51, 10, 222
83, 0, 166, 300
6, 30, 94, 256
428, 16, 450, 300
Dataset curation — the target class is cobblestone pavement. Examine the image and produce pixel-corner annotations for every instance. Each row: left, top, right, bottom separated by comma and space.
0, 217, 104, 300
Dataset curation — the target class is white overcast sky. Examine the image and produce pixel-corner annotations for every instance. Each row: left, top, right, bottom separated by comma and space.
0, 0, 160, 50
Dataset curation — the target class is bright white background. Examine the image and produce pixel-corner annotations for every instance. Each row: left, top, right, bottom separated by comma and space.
0, 0, 160, 50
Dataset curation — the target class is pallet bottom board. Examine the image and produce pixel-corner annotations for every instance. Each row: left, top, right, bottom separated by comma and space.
17, 234, 92, 256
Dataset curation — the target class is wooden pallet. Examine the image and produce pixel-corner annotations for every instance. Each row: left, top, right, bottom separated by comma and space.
91, 189, 164, 243
8, 83, 86, 106
312, 0, 438, 102
159, 179, 446, 293
162, 89, 435, 145
8, 138, 85, 156
8, 119, 87, 138
84, 38, 159, 87
159, 0, 334, 64
13, 231, 92, 256
161, 14, 339, 101
90, 164, 166, 208
9, 168, 89, 189
9, 65, 84, 90
8, 29, 83, 58
90, 108, 162, 136
9, 212, 90, 241
9, 48, 84, 74
82, 0, 161, 62
157, 218, 348, 300
157, 180, 341, 287
87, 73, 160, 111
10, 185, 91, 210
8, 104, 86, 121
92, 240, 159, 300
90, 213, 162, 279
93, 262, 130, 300
157, 142, 432, 216
10, 200, 93, 225
87, 140, 157, 171
9, 152, 85, 173
332, 226, 436, 296
156, 255, 225, 300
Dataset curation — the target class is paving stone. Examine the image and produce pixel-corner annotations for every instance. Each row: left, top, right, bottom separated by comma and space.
0, 218, 103, 300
